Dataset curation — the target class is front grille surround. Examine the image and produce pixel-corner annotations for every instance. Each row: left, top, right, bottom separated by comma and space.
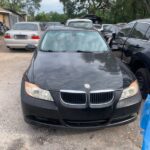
60, 90, 87, 105
89, 90, 115, 108
60, 90, 87, 108
60, 90, 115, 108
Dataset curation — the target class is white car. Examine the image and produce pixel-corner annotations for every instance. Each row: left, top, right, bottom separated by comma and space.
4, 22, 43, 50
66, 19, 93, 29
93, 24, 102, 32
99, 24, 113, 32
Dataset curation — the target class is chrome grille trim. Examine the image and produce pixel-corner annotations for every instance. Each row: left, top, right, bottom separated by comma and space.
60, 90, 87, 108
60, 89, 115, 108
89, 90, 115, 108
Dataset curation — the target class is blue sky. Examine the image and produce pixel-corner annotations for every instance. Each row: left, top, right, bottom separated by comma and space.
40, 0, 63, 13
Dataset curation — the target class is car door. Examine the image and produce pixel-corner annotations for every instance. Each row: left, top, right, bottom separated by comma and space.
122, 23, 150, 64
113, 22, 135, 59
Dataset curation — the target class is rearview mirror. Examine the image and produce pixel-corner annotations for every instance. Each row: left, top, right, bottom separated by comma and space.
25, 44, 37, 51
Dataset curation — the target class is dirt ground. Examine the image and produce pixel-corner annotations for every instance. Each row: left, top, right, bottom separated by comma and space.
0, 37, 142, 150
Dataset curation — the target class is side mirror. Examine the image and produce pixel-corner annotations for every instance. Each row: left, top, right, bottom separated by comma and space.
25, 44, 37, 51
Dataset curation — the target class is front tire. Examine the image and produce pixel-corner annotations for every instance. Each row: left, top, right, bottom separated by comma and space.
135, 68, 150, 99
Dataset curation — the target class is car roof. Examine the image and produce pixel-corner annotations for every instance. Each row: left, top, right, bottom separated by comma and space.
133, 18, 150, 24
15, 22, 40, 25
94, 24, 101, 26
102, 24, 113, 26
47, 25, 96, 32
67, 19, 92, 23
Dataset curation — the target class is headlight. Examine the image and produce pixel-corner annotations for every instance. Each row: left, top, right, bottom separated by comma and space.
25, 81, 53, 101
120, 80, 139, 100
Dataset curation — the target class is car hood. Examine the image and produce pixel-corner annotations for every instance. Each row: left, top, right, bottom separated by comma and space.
30, 51, 124, 91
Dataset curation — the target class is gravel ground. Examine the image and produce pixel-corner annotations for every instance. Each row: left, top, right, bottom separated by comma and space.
0, 38, 142, 150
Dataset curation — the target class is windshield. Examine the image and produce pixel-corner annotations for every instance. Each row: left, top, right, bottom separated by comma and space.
13, 23, 38, 31
68, 21, 93, 28
40, 30, 109, 52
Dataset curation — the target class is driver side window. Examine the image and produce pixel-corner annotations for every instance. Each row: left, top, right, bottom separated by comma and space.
145, 27, 150, 40
118, 22, 135, 37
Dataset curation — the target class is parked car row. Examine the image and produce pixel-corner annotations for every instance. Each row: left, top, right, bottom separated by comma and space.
3, 19, 123, 50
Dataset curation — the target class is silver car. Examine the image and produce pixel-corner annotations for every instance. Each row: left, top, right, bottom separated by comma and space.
66, 19, 94, 29
4, 22, 43, 50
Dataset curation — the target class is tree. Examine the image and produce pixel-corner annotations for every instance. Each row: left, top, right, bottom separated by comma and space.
35, 12, 68, 23
60, 0, 150, 23
60, 0, 77, 17
60, 0, 112, 16
0, 0, 41, 16
110, 0, 150, 23
143, 0, 150, 14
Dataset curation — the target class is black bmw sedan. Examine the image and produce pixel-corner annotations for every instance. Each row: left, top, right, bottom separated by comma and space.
21, 26, 142, 129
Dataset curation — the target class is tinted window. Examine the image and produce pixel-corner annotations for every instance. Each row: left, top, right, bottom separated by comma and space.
130, 23, 149, 39
13, 23, 38, 31
118, 22, 135, 37
145, 27, 150, 40
41, 30, 109, 52
94, 25, 101, 29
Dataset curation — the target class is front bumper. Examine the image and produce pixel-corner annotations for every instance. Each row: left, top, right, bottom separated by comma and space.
21, 82, 142, 129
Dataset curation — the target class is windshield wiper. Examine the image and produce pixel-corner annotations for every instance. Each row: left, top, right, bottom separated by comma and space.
40, 50, 55, 52
75, 50, 93, 53
41, 50, 68, 52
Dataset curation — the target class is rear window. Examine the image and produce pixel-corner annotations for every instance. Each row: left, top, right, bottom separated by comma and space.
94, 25, 101, 29
13, 23, 38, 31
68, 21, 93, 28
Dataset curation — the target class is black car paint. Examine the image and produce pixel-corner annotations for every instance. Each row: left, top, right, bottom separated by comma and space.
27, 51, 135, 91
21, 27, 142, 128
113, 19, 150, 96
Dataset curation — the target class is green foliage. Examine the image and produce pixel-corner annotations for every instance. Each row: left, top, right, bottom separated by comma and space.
0, 0, 41, 16
60, 0, 150, 23
110, 0, 150, 23
34, 12, 68, 23
60, 0, 111, 16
